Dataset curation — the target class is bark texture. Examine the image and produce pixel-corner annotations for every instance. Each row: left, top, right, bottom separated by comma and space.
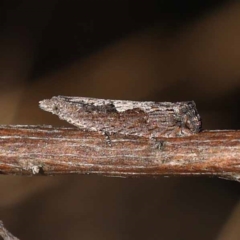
0, 125, 239, 181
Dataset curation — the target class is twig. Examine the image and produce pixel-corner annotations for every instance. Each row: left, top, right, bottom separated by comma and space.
0, 221, 19, 240
0, 125, 240, 181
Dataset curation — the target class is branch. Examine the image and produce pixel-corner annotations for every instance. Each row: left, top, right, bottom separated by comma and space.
0, 125, 239, 181
0, 221, 19, 240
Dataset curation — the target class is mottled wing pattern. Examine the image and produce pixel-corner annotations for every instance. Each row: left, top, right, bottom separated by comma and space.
39, 96, 201, 138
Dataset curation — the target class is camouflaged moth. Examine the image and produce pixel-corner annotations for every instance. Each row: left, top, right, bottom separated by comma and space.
39, 96, 201, 138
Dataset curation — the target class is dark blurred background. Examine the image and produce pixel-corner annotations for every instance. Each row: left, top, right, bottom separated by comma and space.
0, 0, 240, 239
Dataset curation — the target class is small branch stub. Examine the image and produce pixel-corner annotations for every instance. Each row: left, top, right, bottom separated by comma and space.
0, 221, 19, 240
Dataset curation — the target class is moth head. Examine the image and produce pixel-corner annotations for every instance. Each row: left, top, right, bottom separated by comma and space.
39, 97, 62, 114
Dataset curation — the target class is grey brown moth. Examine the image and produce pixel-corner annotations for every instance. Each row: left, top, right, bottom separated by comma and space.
39, 96, 201, 138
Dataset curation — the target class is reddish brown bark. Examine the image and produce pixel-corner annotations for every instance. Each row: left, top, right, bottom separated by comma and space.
0, 125, 239, 181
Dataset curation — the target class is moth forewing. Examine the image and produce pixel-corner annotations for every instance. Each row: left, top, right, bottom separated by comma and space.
39, 96, 201, 138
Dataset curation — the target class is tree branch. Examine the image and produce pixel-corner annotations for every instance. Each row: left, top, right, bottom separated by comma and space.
0, 221, 19, 240
0, 125, 239, 181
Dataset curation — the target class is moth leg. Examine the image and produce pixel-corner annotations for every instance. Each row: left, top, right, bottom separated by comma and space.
101, 131, 112, 147
166, 127, 194, 137
180, 127, 193, 136
169, 127, 182, 137
158, 127, 181, 138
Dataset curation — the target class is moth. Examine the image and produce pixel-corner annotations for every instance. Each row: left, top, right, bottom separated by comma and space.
39, 96, 202, 138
